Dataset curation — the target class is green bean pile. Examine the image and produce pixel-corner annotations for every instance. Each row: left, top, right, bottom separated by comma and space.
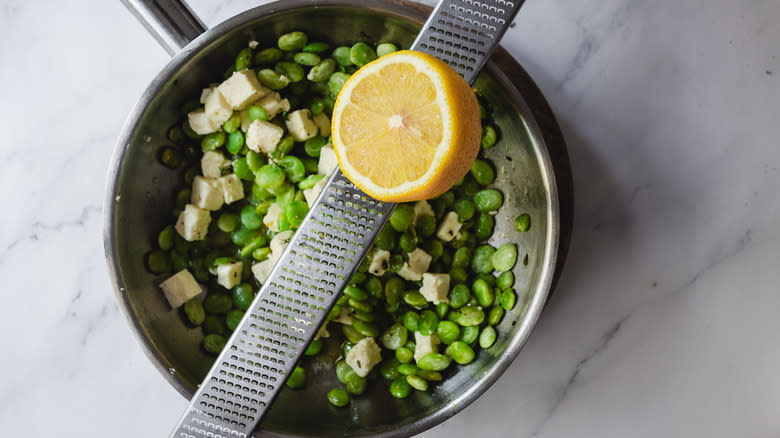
147, 31, 529, 407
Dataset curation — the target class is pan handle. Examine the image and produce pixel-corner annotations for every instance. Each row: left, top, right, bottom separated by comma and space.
121, 0, 207, 56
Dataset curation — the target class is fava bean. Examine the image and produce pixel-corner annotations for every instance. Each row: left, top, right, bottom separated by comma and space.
203, 334, 226, 355
472, 245, 496, 274
382, 323, 408, 350
293, 52, 321, 66
514, 213, 531, 232
254, 47, 284, 65
418, 310, 439, 336
479, 326, 498, 349
350, 42, 377, 66
278, 31, 308, 51
183, 298, 205, 325
376, 42, 399, 56
390, 204, 415, 231
436, 320, 460, 345
257, 68, 290, 90
474, 189, 503, 212
390, 377, 412, 398
327, 388, 350, 407
232, 283, 254, 310
407, 375, 428, 391
332, 46, 353, 66
491, 243, 518, 272
275, 61, 305, 82
417, 353, 451, 371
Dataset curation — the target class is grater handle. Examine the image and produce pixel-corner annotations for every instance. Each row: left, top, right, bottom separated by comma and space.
410, 0, 524, 84
168, 1, 524, 437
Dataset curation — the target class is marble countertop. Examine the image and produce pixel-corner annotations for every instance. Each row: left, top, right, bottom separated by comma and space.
2, 0, 778, 436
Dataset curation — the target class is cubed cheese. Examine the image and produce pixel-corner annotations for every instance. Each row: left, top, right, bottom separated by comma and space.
285, 109, 318, 141
191, 176, 224, 211
216, 261, 243, 289
250, 230, 292, 284
263, 203, 283, 232
332, 306, 354, 325
201, 151, 226, 178
175, 204, 211, 241
257, 92, 291, 120
317, 145, 338, 176
219, 174, 244, 204
199, 87, 213, 104
240, 107, 252, 132
246, 119, 284, 153
204, 88, 233, 126
313, 112, 330, 137
159, 269, 202, 308
314, 322, 330, 340
368, 249, 391, 277
218, 69, 270, 110
248, 40, 259, 49
303, 176, 328, 206
251, 259, 274, 284
414, 332, 440, 362
436, 211, 462, 242
420, 273, 450, 304
345, 337, 382, 378
397, 248, 432, 281
270, 230, 293, 257
413, 200, 435, 225
187, 108, 221, 135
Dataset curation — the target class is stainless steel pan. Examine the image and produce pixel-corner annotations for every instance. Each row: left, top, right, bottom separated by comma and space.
104, 0, 573, 436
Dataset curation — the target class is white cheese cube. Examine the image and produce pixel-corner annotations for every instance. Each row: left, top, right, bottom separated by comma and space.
191, 176, 224, 211
313, 112, 330, 137
368, 249, 391, 277
175, 204, 211, 241
270, 230, 293, 257
436, 211, 462, 242
204, 88, 233, 126
159, 269, 202, 308
303, 176, 328, 206
314, 323, 330, 340
219, 174, 244, 204
420, 273, 450, 304
187, 108, 221, 135
317, 145, 338, 176
246, 119, 284, 153
397, 248, 432, 281
263, 203, 283, 232
414, 332, 440, 362
257, 92, 291, 120
201, 151, 226, 178
251, 230, 293, 284
285, 109, 318, 141
216, 261, 243, 289
199, 87, 213, 104
413, 200, 435, 225
332, 306, 354, 325
345, 337, 382, 378
218, 69, 271, 110
251, 259, 274, 284
239, 108, 252, 132
248, 40, 259, 49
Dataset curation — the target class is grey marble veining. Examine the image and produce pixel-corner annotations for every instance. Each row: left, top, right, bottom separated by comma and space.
1, 0, 778, 437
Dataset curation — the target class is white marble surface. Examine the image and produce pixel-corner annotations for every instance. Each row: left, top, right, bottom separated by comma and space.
1, 0, 778, 436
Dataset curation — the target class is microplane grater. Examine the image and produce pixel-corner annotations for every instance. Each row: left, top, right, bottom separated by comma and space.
170, 1, 523, 437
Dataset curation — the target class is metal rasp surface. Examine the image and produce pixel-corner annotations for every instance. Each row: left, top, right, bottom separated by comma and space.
171, 1, 523, 436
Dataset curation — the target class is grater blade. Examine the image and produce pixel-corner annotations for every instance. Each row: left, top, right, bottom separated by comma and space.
170, 1, 523, 437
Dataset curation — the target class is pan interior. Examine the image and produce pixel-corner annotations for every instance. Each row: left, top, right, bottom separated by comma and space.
108, 4, 556, 438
